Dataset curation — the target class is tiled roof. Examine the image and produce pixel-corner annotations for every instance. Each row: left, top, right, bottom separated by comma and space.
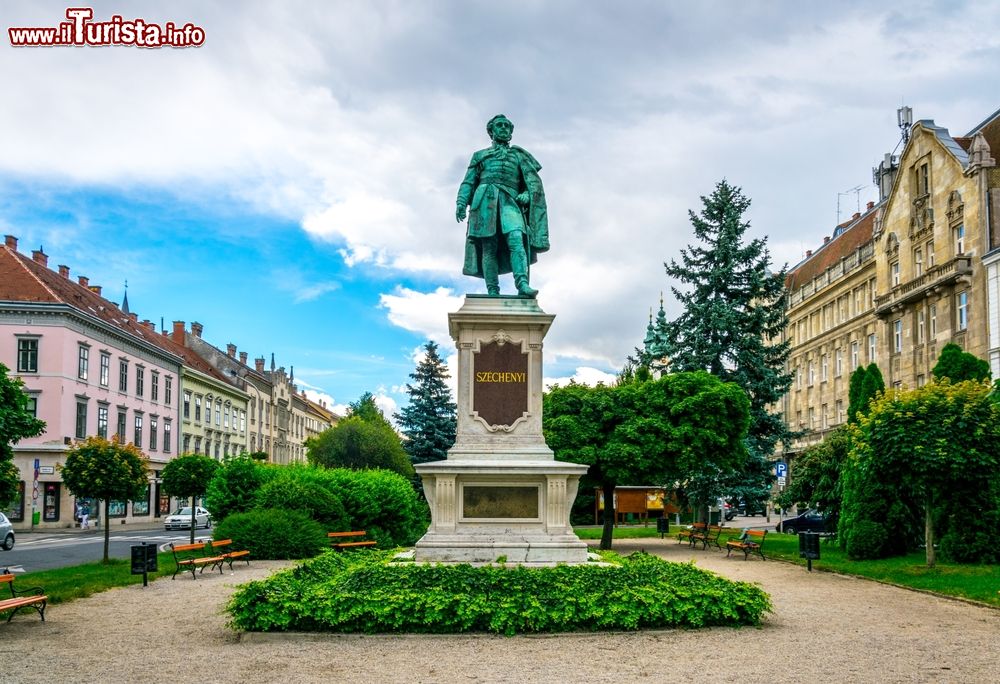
917, 119, 970, 166
785, 204, 879, 291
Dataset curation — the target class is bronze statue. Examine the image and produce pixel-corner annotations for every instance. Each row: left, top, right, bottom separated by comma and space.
456, 115, 549, 297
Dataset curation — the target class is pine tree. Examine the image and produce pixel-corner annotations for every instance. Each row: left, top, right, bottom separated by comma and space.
661, 179, 792, 495
395, 341, 457, 466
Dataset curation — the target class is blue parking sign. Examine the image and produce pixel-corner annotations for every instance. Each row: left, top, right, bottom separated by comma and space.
775, 462, 787, 478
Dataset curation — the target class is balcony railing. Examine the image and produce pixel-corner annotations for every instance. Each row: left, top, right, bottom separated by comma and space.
787, 241, 875, 308
874, 255, 972, 317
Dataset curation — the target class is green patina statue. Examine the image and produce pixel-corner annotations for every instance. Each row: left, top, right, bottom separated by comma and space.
456, 114, 549, 297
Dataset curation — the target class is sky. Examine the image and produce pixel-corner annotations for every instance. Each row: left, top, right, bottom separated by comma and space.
3, 1, 1000, 418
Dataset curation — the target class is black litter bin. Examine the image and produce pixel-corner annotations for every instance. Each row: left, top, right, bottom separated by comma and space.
799, 531, 820, 571
656, 517, 670, 538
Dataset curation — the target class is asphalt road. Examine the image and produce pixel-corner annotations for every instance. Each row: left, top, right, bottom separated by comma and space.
0, 527, 212, 573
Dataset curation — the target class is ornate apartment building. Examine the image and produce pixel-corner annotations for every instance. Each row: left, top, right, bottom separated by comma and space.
783, 108, 1000, 458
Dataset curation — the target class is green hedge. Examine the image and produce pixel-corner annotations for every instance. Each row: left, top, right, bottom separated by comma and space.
228, 550, 772, 635
214, 509, 327, 560
319, 468, 428, 547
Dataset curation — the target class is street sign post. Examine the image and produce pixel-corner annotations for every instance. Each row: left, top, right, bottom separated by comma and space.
774, 462, 787, 478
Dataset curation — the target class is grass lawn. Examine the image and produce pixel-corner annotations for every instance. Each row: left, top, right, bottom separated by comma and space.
575, 524, 1000, 608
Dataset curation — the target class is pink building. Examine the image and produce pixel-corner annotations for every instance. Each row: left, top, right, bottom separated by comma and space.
1, 236, 182, 530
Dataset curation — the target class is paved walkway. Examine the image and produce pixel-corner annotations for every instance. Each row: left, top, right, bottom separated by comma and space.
1, 537, 997, 683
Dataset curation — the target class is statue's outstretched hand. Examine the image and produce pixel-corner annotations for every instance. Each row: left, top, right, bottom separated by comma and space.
456, 205, 467, 222
515, 192, 530, 206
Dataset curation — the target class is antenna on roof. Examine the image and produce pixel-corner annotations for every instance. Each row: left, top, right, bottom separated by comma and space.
837, 185, 865, 224
897, 105, 913, 144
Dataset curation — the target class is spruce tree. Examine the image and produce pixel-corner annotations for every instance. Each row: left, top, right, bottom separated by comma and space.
395, 341, 457, 466
661, 179, 792, 497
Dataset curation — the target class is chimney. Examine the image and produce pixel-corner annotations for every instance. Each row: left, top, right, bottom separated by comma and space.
867, 201, 875, 211
89, 285, 102, 295
191, 321, 203, 338
255, 357, 265, 373
129, 312, 138, 322
806, 250, 813, 258
4, 235, 16, 250
172, 321, 185, 345
226, 343, 236, 358
32, 248, 48, 267
239, 351, 248, 365
823, 236, 830, 245
853, 212, 860, 220
58, 265, 70, 278
78, 275, 89, 287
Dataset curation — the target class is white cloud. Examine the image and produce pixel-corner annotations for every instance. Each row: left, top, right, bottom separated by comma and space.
544, 367, 619, 390
378, 286, 462, 347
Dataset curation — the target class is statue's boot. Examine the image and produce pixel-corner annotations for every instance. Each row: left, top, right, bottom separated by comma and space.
487, 285, 500, 296
515, 275, 538, 298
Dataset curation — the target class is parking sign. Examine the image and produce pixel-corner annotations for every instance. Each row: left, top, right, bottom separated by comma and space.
775, 462, 787, 478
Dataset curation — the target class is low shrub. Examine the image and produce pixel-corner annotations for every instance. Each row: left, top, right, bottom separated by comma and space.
205, 456, 275, 521
322, 469, 429, 547
214, 509, 327, 560
228, 550, 772, 634
254, 475, 349, 530
845, 520, 887, 559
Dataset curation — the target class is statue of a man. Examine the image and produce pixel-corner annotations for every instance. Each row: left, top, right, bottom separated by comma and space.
456, 114, 549, 297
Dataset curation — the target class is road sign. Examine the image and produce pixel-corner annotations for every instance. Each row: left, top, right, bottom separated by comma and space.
777, 476, 786, 486
774, 462, 787, 478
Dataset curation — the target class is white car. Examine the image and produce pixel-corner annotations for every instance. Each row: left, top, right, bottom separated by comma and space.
0, 512, 14, 550
163, 506, 212, 530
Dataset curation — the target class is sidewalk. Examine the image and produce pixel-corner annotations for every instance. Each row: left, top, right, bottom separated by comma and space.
15, 519, 167, 535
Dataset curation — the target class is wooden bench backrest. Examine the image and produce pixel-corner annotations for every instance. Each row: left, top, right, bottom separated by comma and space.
0, 574, 15, 586
211, 539, 232, 549
171, 542, 207, 553
745, 530, 767, 542
706, 525, 723, 534
328, 530, 366, 538
690, 522, 707, 531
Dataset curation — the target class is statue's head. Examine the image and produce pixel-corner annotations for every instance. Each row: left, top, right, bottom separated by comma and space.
487, 114, 514, 143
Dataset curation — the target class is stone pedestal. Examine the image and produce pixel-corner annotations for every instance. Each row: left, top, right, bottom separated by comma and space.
414, 296, 589, 564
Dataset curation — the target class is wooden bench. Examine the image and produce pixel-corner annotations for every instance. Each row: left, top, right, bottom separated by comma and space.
726, 529, 768, 560
692, 524, 725, 550
676, 522, 707, 545
328, 531, 377, 550
169, 542, 225, 579
209, 539, 251, 571
0, 574, 47, 623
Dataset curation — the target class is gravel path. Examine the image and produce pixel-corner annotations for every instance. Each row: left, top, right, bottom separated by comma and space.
1, 538, 997, 683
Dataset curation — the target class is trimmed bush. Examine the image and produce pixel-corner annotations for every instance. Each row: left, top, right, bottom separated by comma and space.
205, 456, 275, 521
229, 550, 772, 634
845, 520, 887, 560
214, 509, 327, 560
254, 475, 349, 530
321, 469, 428, 547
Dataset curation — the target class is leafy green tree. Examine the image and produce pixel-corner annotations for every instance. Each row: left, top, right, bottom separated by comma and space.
349, 392, 392, 427
544, 371, 750, 549
847, 363, 884, 423
161, 453, 220, 543
657, 179, 790, 499
306, 416, 414, 478
59, 437, 148, 561
395, 341, 457, 466
0, 363, 46, 509
845, 380, 1000, 566
775, 425, 849, 519
932, 343, 991, 383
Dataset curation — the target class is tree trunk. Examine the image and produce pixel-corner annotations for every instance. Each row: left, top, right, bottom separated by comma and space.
190, 495, 196, 544
925, 500, 936, 568
600, 482, 615, 550
102, 499, 111, 563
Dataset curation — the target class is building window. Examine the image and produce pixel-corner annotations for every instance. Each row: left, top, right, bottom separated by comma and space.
75, 401, 88, 439
240, 410, 246, 433
136, 367, 144, 398
835, 348, 843, 376
930, 304, 937, 337
807, 361, 815, 386
215, 441, 221, 458
821, 354, 828, 382
224, 404, 230, 429
195, 395, 202, 422
957, 291, 968, 330
917, 374, 926, 387
914, 248, 923, 277
17, 338, 39, 373
954, 224, 965, 255
821, 404, 828, 429
117, 410, 127, 442
807, 407, 815, 429
97, 405, 109, 439
927, 240, 935, 268
891, 261, 900, 287
77, 345, 89, 381
853, 289, 862, 316
165, 376, 172, 405
917, 310, 926, 344
851, 341, 859, 369
25, 395, 38, 417
194, 436, 202, 454
892, 319, 903, 353
868, 333, 877, 363
216, 399, 222, 426
134, 414, 143, 447
795, 365, 802, 390
43, 482, 60, 522
164, 421, 172, 453
915, 161, 929, 196
97, 352, 109, 387
149, 416, 157, 451
205, 398, 212, 424
184, 392, 191, 419
119, 360, 128, 392
183, 434, 191, 453
151, 372, 159, 402
835, 400, 844, 424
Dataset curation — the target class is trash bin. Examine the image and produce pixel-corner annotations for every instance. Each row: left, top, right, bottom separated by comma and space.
656, 517, 670, 538
799, 531, 820, 570
709, 510, 721, 525
32, 511, 40, 525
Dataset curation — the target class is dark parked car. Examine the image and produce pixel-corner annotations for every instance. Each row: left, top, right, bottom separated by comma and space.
776, 509, 834, 535
735, 498, 767, 517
